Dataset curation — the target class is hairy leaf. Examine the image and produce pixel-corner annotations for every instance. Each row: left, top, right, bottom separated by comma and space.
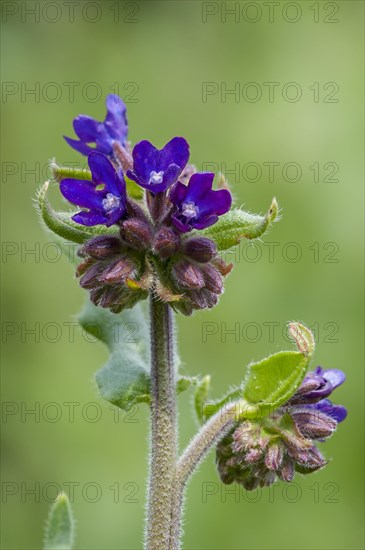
78, 301, 151, 411
198, 198, 278, 251
44, 493, 74, 550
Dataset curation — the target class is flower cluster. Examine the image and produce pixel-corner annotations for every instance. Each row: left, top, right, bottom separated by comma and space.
216, 367, 347, 490
60, 95, 232, 314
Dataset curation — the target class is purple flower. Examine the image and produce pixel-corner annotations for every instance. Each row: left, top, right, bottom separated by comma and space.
64, 94, 128, 157
60, 152, 126, 227
170, 172, 232, 232
313, 398, 347, 423
291, 366, 346, 403
126, 137, 190, 194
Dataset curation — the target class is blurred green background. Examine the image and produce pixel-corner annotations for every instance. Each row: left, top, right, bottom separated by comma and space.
1, 1, 364, 548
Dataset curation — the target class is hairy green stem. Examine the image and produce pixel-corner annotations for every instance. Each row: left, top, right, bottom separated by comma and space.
169, 401, 249, 549
145, 297, 177, 550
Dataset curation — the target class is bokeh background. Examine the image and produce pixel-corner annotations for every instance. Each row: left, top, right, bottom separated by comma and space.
1, 1, 364, 548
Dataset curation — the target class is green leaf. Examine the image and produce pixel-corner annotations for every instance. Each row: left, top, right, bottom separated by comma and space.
197, 198, 278, 251
194, 375, 211, 422
36, 181, 116, 244
78, 301, 151, 411
200, 322, 315, 422
242, 350, 309, 416
44, 493, 74, 550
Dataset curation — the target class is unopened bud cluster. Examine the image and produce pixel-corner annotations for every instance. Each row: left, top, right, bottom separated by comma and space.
216, 367, 347, 490
77, 195, 232, 315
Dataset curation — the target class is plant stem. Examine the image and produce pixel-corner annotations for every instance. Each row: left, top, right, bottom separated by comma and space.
169, 401, 250, 549
145, 297, 177, 550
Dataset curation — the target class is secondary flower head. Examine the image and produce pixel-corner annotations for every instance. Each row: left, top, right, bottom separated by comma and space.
127, 137, 190, 193
64, 94, 128, 157
170, 172, 232, 232
216, 367, 347, 490
60, 152, 127, 227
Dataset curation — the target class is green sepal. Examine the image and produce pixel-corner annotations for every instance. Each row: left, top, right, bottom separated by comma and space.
78, 301, 151, 411
36, 181, 116, 244
44, 493, 74, 550
197, 198, 278, 251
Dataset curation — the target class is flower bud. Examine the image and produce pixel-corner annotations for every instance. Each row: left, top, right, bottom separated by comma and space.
172, 260, 205, 289
79, 235, 123, 259
121, 218, 153, 250
154, 227, 180, 258
202, 264, 223, 294
183, 237, 217, 263
98, 257, 136, 285
216, 365, 346, 490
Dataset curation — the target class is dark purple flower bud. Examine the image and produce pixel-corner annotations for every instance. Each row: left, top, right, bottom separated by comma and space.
201, 264, 223, 294
170, 172, 232, 233
265, 444, 284, 471
64, 94, 128, 157
182, 237, 217, 263
60, 152, 127, 227
291, 407, 338, 439
98, 257, 136, 285
80, 235, 123, 259
79, 262, 105, 289
245, 448, 262, 464
121, 218, 153, 250
172, 260, 205, 289
127, 137, 190, 193
153, 227, 180, 258
278, 459, 295, 482
146, 191, 173, 223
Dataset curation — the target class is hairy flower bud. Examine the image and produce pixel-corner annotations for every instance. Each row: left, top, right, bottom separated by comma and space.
172, 260, 205, 289
153, 227, 180, 258
216, 367, 346, 490
79, 235, 123, 259
121, 218, 153, 250
182, 237, 217, 263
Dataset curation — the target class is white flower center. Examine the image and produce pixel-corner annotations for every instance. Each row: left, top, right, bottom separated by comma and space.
149, 170, 164, 184
102, 193, 120, 212
181, 201, 199, 219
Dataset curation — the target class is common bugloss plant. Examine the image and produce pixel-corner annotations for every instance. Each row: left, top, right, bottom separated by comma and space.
37, 95, 347, 550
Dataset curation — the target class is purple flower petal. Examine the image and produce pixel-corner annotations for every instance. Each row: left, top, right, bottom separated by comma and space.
64, 136, 94, 156
169, 181, 188, 204
170, 172, 232, 233
60, 179, 104, 210
129, 137, 190, 192
73, 115, 102, 142
104, 94, 128, 142
72, 211, 108, 226
192, 215, 219, 230
186, 173, 215, 201
88, 152, 126, 197
314, 399, 348, 423
60, 152, 127, 228
65, 95, 128, 157
322, 369, 346, 390
159, 137, 190, 173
